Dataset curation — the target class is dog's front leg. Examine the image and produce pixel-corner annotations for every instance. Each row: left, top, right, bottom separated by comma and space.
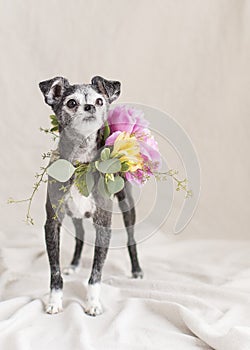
85, 208, 111, 316
44, 194, 64, 314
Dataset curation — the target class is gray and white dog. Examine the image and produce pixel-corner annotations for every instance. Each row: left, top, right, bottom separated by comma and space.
39, 76, 143, 316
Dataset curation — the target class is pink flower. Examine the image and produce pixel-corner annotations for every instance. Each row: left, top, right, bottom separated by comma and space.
125, 169, 146, 185
105, 105, 162, 184
105, 130, 122, 146
107, 105, 149, 135
139, 137, 161, 165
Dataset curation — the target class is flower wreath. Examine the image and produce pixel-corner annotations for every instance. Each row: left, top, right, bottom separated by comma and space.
8, 105, 192, 224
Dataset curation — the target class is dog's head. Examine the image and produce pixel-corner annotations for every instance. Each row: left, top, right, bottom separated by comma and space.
39, 76, 121, 136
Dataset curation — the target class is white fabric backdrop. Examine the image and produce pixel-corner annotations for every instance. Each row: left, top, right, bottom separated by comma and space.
0, 1, 250, 349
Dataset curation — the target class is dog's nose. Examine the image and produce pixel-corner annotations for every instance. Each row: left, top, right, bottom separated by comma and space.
84, 104, 96, 113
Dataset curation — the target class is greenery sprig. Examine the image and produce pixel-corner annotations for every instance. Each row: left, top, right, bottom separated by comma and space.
154, 170, 192, 198
8, 158, 50, 225
7, 115, 59, 225
40, 115, 59, 140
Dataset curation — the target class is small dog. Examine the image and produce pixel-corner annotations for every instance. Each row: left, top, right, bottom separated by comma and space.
39, 76, 143, 316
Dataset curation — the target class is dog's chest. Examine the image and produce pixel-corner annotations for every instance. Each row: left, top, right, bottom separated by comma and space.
71, 143, 97, 164
65, 185, 96, 219
59, 132, 98, 218
59, 131, 98, 164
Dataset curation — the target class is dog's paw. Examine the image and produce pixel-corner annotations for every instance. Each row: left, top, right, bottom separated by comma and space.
45, 289, 63, 315
85, 301, 103, 317
132, 269, 144, 279
46, 302, 63, 314
63, 265, 77, 275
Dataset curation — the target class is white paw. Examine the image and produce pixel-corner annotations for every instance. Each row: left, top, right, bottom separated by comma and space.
45, 289, 63, 314
85, 301, 103, 316
85, 283, 103, 316
132, 270, 144, 279
46, 302, 63, 314
63, 265, 77, 275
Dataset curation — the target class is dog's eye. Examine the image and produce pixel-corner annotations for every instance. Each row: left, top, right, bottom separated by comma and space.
67, 99, 77, 109
95, 98, 103, 106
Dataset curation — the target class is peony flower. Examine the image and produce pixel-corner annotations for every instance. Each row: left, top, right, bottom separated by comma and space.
125, 169, 148, 185
106, 105, 162, 184
138, 136, 161, 166
107, 105, 149, 135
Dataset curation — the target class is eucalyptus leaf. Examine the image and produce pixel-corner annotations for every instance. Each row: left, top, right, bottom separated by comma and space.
95, 160, 100, 170
86, 172, 95, 193
96, 158, 121, 174
47, 159, 75, 182
97, 175, 110, 199
106, 175, 125, 194
101, 148, 111, 161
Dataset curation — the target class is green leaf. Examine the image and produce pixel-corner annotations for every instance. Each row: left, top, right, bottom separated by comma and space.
121, 162, 130, 172
47, 159, 75, 182
97, 175, 110, 199
74, 167, 94, 197
103, 121, 110, 141
50, 126, 59, 132
75, 178, 89, 196
106, 175, 125, 194
95, 160, 100, 170
96, 158, 121, 174
100, 148, 111, 161
86, 172, 95, 193
75, 162, 89, 173
50, 114, 59, 126
49, 115, 59, 132
75, 170, 89, 196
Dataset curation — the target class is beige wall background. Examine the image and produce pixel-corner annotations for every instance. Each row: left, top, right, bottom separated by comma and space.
0, 0, 249, 240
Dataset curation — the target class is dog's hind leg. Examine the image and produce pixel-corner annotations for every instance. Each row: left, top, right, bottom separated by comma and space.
63, 218, 85, 275
116, 185, 143, 279
85, 208, 112, 316
44, 194, 64, 314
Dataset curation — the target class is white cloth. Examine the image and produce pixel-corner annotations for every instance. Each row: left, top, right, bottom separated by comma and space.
0, 227, 250, 350
1, 1, 250, 349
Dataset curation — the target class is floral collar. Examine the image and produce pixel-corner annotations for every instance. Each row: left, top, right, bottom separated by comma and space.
8, 105, 191, 224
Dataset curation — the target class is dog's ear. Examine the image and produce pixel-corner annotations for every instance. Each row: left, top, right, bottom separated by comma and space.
91, 76, 121, 103
39, 77, 69, 106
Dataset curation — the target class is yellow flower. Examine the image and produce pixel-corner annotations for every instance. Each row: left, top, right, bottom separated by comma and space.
111, 132, 143, 172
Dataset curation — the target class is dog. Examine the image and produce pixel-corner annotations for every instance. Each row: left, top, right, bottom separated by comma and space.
39, 76, 143, 316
